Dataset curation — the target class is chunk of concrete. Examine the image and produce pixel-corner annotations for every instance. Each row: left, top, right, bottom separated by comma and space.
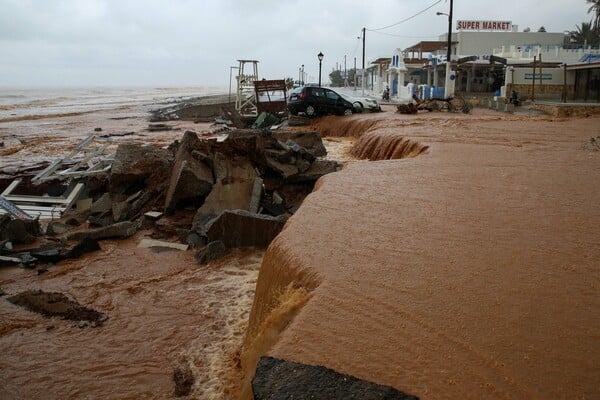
0, 215, 40, 244
144, 211, 163, 220
66, 221, 138, 241
273, 131, 327, 156
138, 238, 189, 251
165, 131, 214, 212
286, 159, 341, 183
252, 356, 419, 400
46, 221, 72, 236
192, 158, 261, 230
109, 144, 173, 195
195, 240, 228, 264
204, 210, 286, 248
90, 193, 112, 214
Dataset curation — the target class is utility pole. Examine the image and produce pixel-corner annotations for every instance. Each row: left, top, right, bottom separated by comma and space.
362, 27, 366, 95
443, 0, 455, 99
344, 55, 347, 87
354, 57, 357, 90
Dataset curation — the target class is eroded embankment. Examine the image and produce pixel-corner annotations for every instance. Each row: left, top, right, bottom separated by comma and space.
302, 114, 428, 161
238, 235, 322, 399
238, 116, 429, 398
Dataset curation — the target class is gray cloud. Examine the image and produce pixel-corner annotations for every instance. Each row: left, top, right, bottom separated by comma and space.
0, 0, 590, 86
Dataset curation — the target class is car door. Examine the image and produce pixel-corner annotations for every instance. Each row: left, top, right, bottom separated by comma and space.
310, 88, 327, 115
324, 89, 343, 114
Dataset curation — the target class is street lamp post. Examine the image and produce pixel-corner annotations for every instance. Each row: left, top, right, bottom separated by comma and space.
318, 52, 324, 87
301, 64, 304, 85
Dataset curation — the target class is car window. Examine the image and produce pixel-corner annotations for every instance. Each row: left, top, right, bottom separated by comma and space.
311, 88, 325, 97
325, 90, 339, 100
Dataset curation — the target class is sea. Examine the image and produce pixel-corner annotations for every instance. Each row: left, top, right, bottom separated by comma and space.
0, 86, 229, 121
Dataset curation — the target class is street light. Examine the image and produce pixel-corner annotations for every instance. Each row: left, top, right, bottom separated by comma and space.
318, 52, 324, 87
301, 64, 304, 85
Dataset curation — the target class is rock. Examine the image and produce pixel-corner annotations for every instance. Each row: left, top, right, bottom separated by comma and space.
66, 221, 138, 241
144, 211, 163, 220
7, 290, 108, 326
164, 131, 214, 212
287, 115, 311, 127
88, 215, 114, 227
94, 127, 102, 132
112, 200, 132, 222
148, 123, 173, 132
138, 238, 189, 251
185, 232, 206, 248
273, 131, 327, 157
0, 216, 40, 244
286, 159, 341, 183
204, 210, 286, 248
63, 237, 101, 259
191, 158, 262, 230
29, 238, 100, 263
90, 193, 112, 214
195, 240, 228, 264
109, 144, 173, 196
46, 221, 72, 236
252, 356, 419, 400
173, 364, 194, 397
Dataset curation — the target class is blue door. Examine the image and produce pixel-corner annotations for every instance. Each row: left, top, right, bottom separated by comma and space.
392, 78, 398, 95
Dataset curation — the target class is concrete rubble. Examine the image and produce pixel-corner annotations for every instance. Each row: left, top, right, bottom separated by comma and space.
0, 127, 340, 267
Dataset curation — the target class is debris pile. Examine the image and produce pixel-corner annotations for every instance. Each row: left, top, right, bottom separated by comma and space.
0, 128, 340, 267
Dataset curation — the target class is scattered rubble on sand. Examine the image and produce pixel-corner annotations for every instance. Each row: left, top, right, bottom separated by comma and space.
0, 126, 340, 271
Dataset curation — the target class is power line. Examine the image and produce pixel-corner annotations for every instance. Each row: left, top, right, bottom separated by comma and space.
367, 0, 443, 32
367, 31, 439, 39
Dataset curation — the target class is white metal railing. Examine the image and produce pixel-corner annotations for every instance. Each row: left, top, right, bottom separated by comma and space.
492, 45, 600, 63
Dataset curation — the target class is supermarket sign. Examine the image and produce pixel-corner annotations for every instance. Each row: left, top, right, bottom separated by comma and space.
457, 20, 512, 31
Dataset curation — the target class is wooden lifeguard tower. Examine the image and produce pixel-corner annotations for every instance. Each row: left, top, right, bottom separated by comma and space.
236, 60, 259, 117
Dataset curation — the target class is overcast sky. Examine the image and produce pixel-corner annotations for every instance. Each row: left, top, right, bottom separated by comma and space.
0, 0, 591, 87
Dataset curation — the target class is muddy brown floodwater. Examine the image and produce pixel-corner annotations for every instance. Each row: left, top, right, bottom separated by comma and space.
0, 232, 263, 399
240, 108, 600, 399
1, 106, 599, 400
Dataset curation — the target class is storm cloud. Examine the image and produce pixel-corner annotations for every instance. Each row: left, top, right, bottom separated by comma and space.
0, 0, 589, 86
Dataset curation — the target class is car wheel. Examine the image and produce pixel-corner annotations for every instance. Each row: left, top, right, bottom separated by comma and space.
353, 102, 363, 113
306, 105, 316, 117
343, 108, 353, 116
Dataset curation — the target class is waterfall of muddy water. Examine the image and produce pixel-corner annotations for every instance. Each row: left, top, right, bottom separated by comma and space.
241, 112, 600, 399
0, 231, 263, 399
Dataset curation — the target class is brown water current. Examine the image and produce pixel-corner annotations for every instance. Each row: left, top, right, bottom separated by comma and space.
241, 109, 600, 399
0, 233, 263, 399
1, 106, 599, 399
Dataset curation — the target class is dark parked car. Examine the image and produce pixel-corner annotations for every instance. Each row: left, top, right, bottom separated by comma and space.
287, 86, 354, 117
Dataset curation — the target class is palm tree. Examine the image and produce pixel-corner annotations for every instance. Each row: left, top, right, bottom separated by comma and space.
587, 0, 600, 32
570, 21, 600, 47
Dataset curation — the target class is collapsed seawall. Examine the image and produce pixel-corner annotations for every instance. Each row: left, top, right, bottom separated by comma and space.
238, 113, 600, 399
